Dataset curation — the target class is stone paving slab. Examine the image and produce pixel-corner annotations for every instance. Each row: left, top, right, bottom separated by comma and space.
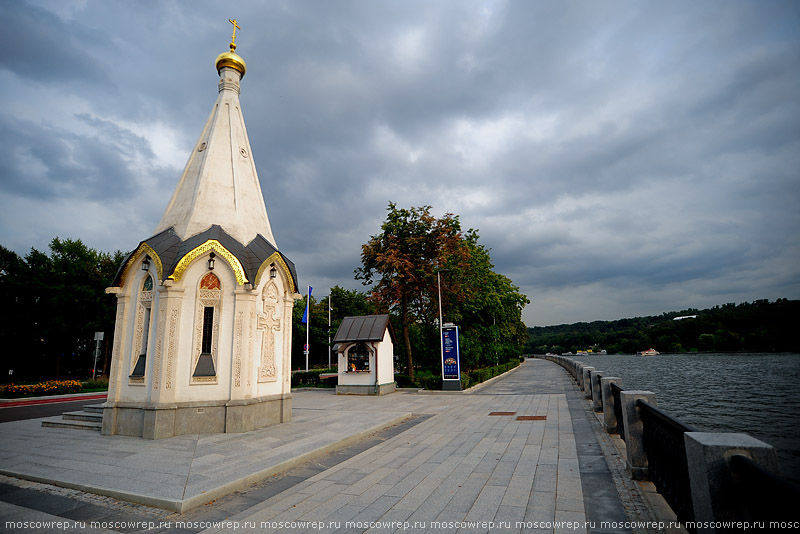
0, 393, 434, 513
197, 368, 588, 534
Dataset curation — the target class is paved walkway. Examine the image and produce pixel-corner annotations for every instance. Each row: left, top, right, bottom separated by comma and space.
0, 360, 648, 533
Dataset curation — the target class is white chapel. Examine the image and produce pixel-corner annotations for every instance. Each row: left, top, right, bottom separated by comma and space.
102, 23, 299, 439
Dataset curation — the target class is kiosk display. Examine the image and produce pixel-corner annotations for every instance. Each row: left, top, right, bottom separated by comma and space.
441, 325, 461, 390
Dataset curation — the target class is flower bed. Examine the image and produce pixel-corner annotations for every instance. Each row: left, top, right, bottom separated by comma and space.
2, 380, 84, 398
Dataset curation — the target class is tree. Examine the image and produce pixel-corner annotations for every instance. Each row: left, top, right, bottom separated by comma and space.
355, 203, 529, 378
0, 239, 124, 381
291, 286, 375, 370
442, 236, 529, 370
329, 285, 375, 319
355, 204, 470, 378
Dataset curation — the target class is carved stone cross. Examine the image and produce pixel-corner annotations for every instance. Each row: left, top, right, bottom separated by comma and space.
257, 304, 280, 381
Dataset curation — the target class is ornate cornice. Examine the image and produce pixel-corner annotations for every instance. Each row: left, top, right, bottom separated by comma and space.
254, 252, 296, 293
169, 239, 248, 286
118, 243, 162, 287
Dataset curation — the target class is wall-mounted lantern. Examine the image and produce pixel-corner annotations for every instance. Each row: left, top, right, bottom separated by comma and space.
142, 255, 151, 272
208, 252, 216, 270
270, 263, 277, 279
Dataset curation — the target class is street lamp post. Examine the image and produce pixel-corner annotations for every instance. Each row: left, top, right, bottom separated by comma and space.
438, 270, 443, 364
437, 269, 448, 373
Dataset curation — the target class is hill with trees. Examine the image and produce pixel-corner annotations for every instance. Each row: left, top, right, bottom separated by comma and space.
525, 299, 800, 354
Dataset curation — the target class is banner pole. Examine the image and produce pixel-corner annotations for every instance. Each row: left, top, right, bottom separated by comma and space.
306, 285, 310, 372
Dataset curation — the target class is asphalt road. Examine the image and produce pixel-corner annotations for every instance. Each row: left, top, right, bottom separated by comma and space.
0, 396, 106, 423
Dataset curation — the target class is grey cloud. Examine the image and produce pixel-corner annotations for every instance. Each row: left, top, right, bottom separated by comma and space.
1, 0, 799, 325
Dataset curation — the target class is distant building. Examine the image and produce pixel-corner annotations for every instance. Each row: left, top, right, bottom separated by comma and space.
673, 315, 698, 321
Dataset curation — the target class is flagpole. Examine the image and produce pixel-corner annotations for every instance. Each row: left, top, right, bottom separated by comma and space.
305, 285, 310, 372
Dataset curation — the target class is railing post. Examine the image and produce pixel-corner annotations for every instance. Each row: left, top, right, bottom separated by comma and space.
582, 366, 595, 398
619, 390, 656, 480
600, 377, 622, 432
684, 432, 779, 532
590, 370, 604, 411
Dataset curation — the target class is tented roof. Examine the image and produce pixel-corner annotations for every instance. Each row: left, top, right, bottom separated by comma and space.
153, 50, 276, 247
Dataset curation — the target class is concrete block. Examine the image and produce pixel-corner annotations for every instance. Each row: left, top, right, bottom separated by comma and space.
619, 390, 656, 480
143, 407, 176, 440
174, 405, 225, 436
600, 377, 622, 433
581, 367, 595, 398
684, 432, 779, 532
113, 407, 145, 437
224, 404, 253, 433
590, 370, 604, 411
576, 364, 585, 388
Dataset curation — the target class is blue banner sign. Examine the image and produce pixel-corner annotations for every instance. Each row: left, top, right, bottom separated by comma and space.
441, 325, 460, 381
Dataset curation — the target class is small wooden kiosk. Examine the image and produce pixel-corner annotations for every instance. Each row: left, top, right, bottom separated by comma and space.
334, 315, 396, 395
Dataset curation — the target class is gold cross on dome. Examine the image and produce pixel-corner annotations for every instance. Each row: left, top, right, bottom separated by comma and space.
228, 19, 241, 48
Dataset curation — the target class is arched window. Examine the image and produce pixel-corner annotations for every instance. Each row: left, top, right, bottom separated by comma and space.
347, 342, 371, 372
193, 272, 220, 381
130, 275, 154, 381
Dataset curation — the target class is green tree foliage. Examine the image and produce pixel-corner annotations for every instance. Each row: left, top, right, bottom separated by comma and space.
355, 203, 529, 377
525, 299, 800, 354
0, 239, 125, 381
355, 204, 470, 378
290, 286, 375, 369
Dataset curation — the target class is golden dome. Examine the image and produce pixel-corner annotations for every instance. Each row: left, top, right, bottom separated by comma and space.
215, 47, 246, 78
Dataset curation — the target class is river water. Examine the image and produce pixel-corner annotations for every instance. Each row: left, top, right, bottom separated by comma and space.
570, 352, 800, 483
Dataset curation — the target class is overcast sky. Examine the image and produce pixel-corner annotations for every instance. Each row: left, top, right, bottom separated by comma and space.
1, 1, 798, 326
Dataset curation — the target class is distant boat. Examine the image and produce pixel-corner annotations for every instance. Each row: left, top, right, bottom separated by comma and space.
637, 348, 660, 356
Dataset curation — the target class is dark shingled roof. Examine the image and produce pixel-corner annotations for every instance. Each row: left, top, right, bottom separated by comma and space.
333, 315, 395, 343
112, 224, 298, 290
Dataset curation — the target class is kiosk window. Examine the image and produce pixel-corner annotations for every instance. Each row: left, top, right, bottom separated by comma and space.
347, 343, 371, 372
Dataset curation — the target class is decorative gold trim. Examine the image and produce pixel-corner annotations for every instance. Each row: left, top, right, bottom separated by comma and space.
254, 252, 296, 292
118, 243, 162, 287
169, 240, 248, 285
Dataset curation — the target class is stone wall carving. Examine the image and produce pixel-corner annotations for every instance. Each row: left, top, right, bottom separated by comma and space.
234, 310, 243, 388
166, 309, 178, 390
153, 306, 166, 390
257, 282, 281, 382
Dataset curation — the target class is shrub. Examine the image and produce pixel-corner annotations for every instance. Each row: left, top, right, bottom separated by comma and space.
467, 359, 521, 388
291, 368, 337, 388
394, 374, 415, 388
422, 375, 443, 391
82, 377, 109, 391
460, 374, 474, 390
